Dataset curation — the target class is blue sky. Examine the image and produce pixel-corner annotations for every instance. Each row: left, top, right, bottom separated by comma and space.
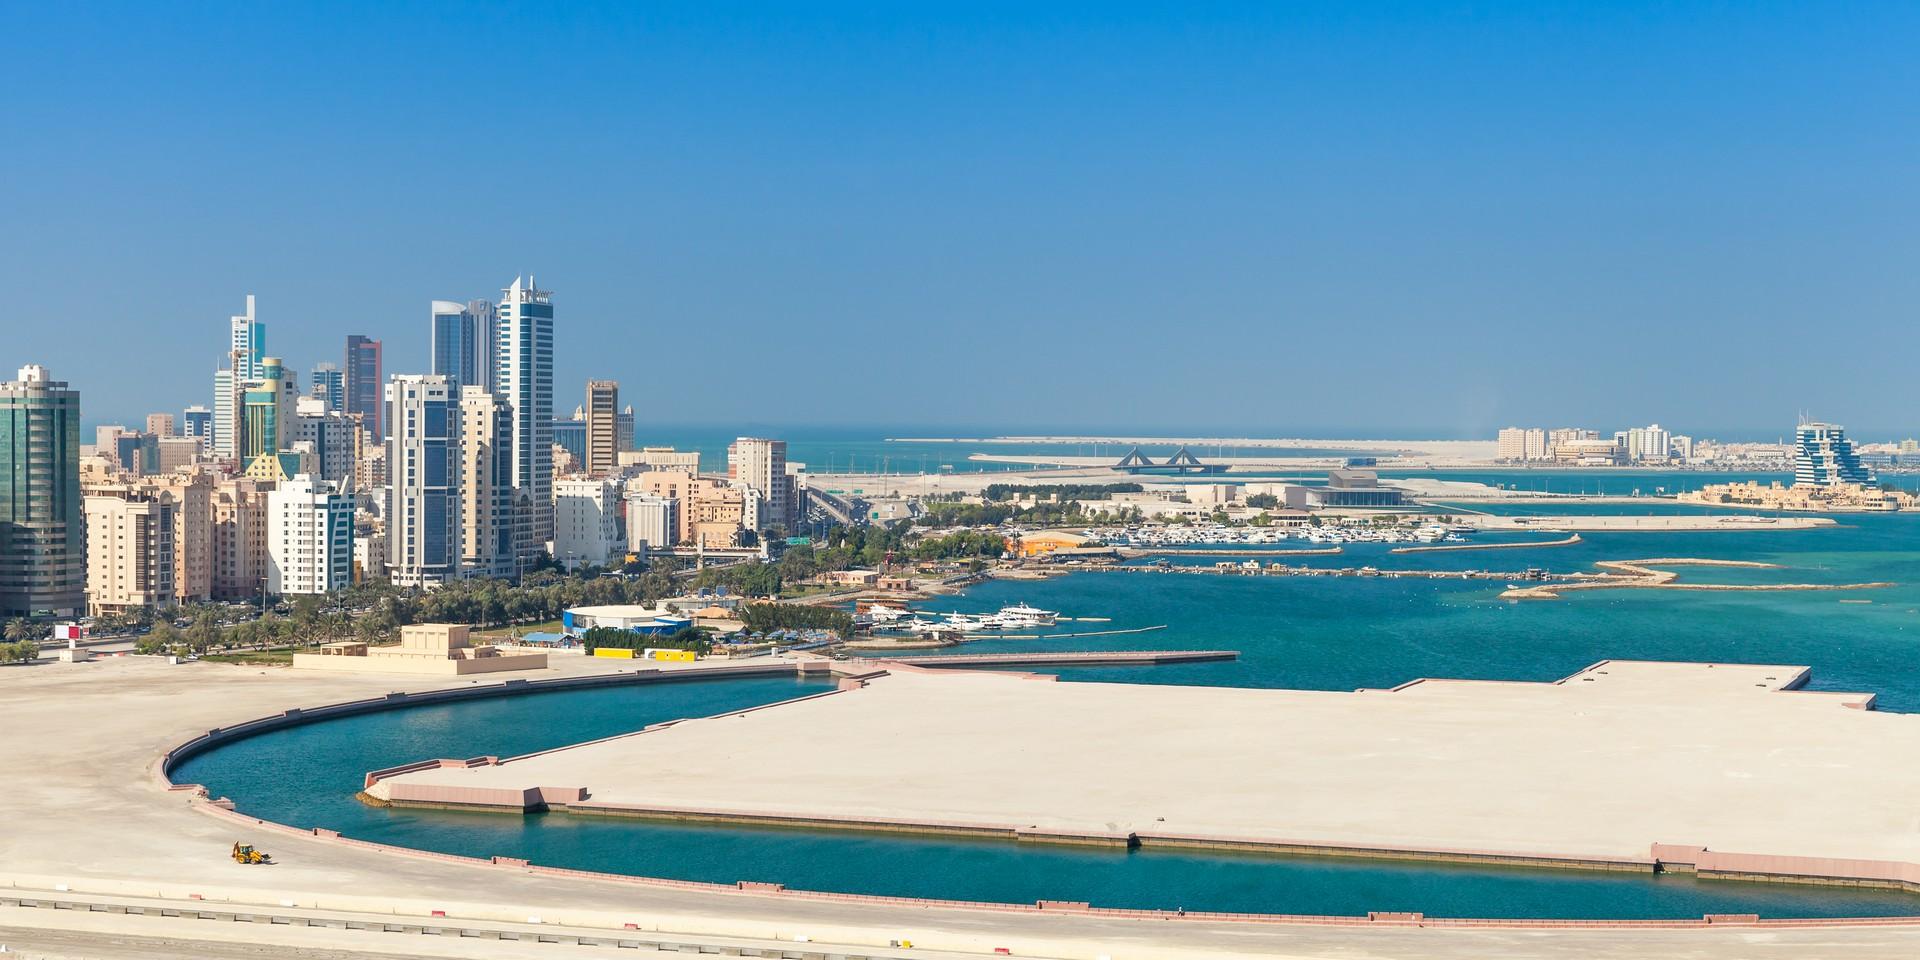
4, 2, 1917, 438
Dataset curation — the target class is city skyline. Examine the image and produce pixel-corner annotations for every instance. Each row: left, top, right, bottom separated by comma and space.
7, 4, 1920, 435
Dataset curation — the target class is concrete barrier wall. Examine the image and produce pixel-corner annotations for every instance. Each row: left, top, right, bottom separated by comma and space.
163, 660, 1920, 930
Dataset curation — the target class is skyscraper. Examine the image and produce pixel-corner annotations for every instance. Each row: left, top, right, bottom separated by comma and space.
459, 386, 516, 580
1794, 422, 1872, 486
386, 375, 461, 587
212, 294, 265, 459
497, 276, 553, 568
344, 334, 384, 441
468, 299, 499, 394
431, 300, 491, 392
241, 357, 292, 459
584, 379, 619, 477
0, 365, 85, 617
229, 294, 265, 380
310, 362, 345, 413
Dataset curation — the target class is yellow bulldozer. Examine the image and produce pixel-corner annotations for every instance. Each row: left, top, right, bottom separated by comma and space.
231, 842, 271, 865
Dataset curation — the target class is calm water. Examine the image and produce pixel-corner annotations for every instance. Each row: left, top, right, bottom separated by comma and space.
175, 513, 1920, 918
176, 671, 1920, 919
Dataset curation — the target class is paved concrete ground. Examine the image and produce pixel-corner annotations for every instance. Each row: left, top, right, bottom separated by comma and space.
4, 656, 1920, 959
377, 661, 1920, 864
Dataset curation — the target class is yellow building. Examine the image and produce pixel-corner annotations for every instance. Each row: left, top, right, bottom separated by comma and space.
1010, 530, 1088, 557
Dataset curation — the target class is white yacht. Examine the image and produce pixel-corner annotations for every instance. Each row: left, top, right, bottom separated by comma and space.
996, 603, 1058, 625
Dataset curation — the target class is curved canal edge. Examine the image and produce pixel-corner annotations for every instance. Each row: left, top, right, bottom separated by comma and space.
162, 657, 1920, 929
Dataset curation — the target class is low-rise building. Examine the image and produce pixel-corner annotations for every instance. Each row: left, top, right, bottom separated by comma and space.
293, 623, 546, 675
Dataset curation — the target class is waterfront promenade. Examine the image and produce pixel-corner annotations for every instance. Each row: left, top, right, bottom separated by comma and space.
7, 656, 1920, 959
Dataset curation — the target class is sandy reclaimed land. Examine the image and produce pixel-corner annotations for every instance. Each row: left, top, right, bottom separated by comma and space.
374, 662, 1920, 866
6, 656, 1920, 959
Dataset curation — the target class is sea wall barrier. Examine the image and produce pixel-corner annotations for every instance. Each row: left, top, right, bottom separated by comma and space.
160, 660, 832, 776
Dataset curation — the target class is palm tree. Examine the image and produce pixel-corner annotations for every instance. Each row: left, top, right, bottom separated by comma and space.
4, 618, 35, 644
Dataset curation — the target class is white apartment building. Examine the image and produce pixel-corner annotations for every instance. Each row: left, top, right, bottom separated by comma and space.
267, 474, 354, 596
727, 437, 792, 532
552, 477, 621, 571
624, 493, 677, 553
498, 276, 554, 571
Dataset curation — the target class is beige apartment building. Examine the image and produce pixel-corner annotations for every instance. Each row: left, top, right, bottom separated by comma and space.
629, 472, 745, 547
145, 471, 214, 602
83, 487, 176, 616
212, 476, 270, 602
584, 379, 620, 477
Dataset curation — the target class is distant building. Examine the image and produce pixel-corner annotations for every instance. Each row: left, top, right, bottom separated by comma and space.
0, 365, 85, 617
621, 446, 699, 474
267, 475, 354, 596
1496, 428, 1528, 461
145, 412, 176, 437
291, 398, 357, 483
310, 362, 345, 413
212, 295, 264, 459
1794, 422, 1872, 486
584, 380, 620, 477
1284, 470, 1408, 509
1625, 424, 1672, 463
386, 375, 461, 588
343, 334, 384, 442
1553, 438, 1624, 465
430, 300, 491, 393
182, 405, 212, 448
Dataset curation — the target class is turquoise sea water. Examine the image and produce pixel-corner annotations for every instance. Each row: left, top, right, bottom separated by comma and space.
174, 512, 1920, 919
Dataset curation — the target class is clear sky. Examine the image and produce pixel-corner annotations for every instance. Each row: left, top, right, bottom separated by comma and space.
5, 2, 1916, 439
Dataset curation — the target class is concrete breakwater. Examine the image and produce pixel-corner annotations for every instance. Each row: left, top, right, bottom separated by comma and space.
1392, 534, 1581, 554
1121, 546, 1344, 558
1501, 559, 1896, 600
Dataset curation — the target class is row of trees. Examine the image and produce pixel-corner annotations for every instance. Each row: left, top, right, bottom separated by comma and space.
579, 625, 712, 655
981, 482, 1142, 502
739, 602, 853, 636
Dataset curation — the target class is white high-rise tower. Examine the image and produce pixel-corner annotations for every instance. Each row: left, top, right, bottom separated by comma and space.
496, 276, 553, 571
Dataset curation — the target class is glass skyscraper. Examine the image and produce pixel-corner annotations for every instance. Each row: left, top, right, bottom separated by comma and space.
344, 334, 384, 442
430, 300, 491, 393
498, 276, 554, 570
386, 375, 461, 586
0, 365, 84, 616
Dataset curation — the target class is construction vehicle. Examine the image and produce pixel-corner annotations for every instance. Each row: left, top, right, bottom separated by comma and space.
231, 842, 271, 865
